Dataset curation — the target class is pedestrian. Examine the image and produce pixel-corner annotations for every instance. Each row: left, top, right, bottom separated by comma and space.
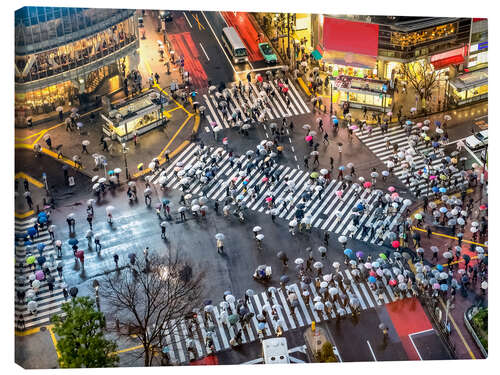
329, 157, 334, 170
214, 201, 219, 213
82, 141, 89, 154
87, 214, 93, 230
113, 254, 119, 269
23, 179, 29, 192
45, 135, 52, 149
217, 239, 224, 254
57, 263, 63, 279
94, 236, 102, 254
62, 287, 68, 300
323, 132, 329, 144
323, 232, 329, 246
161, 225, 166, 239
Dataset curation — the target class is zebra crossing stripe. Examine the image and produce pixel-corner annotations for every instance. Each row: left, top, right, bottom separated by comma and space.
289, 284, 312, 325
251, 294, 272, 336
211, 307, 230, 349
342, 270, 367, 310
276, 288, 298, 329
203, 94, 222, 128
308, 283, 330, 321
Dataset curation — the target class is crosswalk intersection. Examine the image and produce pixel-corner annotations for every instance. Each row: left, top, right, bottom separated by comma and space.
202, 81, 310, 133
158, 267, 415, 364
15, 217, 67, 329
354, 125, 466, 197
149, 143, 411, 244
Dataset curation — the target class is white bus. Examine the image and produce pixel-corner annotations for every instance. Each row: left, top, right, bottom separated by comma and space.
221, 27, 248, 64
262, 337, 290, 364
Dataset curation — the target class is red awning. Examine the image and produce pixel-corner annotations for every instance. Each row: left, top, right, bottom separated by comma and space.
431, 55, 465, 70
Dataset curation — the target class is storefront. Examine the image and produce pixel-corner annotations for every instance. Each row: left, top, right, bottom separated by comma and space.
334, 75, 392, 111
448, 68, 487, 106
101, 91, 167, 143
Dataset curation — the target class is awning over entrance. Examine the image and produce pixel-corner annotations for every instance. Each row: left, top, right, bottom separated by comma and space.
431, 55, 464, 70
322, 50, 377, 69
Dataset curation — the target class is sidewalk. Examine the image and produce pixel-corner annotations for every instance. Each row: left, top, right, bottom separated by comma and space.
407, 185, 487, 359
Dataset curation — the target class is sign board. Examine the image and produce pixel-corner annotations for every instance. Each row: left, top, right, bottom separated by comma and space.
68, 176, 75, 186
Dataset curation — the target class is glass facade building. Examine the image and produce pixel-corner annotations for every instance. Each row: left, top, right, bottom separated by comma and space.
15, 7, 140, 124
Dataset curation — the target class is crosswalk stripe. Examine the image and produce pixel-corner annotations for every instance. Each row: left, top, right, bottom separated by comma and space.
342, 270, 367, 310
211, 307, 230, 349
277, 288, 299, 329
251, 294, 272, 336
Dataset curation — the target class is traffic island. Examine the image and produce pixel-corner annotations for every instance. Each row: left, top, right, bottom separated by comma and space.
303, 324, 341, 363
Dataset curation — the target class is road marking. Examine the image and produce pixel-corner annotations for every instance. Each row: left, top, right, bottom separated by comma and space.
198, 43, 210, 62
15, 172, 44, 188
201, 11, 236, 73
192, 13, 205, 30
409, 328, 435, 336
183, 12, 193, 28
366, 340, 377, 361
408, 333, 423, 360
236, 65, 287, 74
411, 226, 487, 247
48, 326, 61, 359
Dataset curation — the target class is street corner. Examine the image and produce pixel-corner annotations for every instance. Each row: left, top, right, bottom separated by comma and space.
15, 172, 46, 217
15, 326, 59, 369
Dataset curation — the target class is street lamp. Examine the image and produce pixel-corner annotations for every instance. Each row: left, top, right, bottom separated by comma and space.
330, 79, 334, 114
93, 279, 100, 312
122, 143, 130, 180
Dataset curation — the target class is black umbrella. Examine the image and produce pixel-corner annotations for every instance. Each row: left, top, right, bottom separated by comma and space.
463, 254, 471, 263
280, 275, 290, 283
296, 203, 305, 210
343, 278, 351, 286
302, 276, 311, 284
69, 287, 78, 297
333, 273, 342, 282
412, 232, 421, 240
277, 251, 287, 260
46, 275, 55, 284
204, 299, 212, 306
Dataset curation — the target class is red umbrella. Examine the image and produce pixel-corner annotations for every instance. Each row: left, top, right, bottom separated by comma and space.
262, 177, 269, 182
392, 240, 400, 248
389, 279, 397, 286
363, 181, 372, 188
257, 75, 263, 82
479, 205, 487, 210
369, 270, 376, 277
282, 87, 288, 93
76, 250, 84, 260
305, 136, 313, 142
265, 197, 272, 202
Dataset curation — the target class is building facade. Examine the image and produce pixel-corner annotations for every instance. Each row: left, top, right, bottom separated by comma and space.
15, 7, 140, 124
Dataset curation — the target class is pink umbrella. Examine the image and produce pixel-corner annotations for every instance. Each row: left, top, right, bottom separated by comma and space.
392, 240, 400, 248
429, 175, 437, 180
305, 136, 313, 142
35, 270, 45, 280
232, 177, 239, 182
416, 122, 423, 127
387, 112, 393, 116
349, 125, 358, 130
265, 197, 273, 202
388, 186, 396, 192
262, 177, 269, 182
222, 137, 228, 144
363, 181, 372, 188
433, 283, 440, 290
389, 279, 397, 286
336, 190, 343, 198
391, 192, 399, 199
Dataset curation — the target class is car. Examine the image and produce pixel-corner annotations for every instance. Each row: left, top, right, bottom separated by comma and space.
258, 42, 277, 64
465, 130, 488, 149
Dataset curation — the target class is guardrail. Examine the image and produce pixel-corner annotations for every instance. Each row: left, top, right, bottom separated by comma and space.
464, 306, 488, 358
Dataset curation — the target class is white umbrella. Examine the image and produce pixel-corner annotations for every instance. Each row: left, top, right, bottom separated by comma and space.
191, 204, 200, 212
225, 295, 235, 304
320, 168, 328, 175
215, 233, 225, 240
289, 219, 297, 227
332, 262, 340, 269
253, 226, 262, 232
92, 176, 99, 182
323, 274, 332, 282
302, 124, 311, 130
67, 213, 75, 219
256, 234, 264, 240
313, 261, 323, 269
148, 162, 156, 170
106, 206, 115, 213
294, 258, 304, 265
314, 302, 324, 311
158, 176, 167, 185
178, 207, 186, 213
128, 181, 136, 187
92, 183, 100, 190
98, 177, 106, 183
114, 168, 122, 174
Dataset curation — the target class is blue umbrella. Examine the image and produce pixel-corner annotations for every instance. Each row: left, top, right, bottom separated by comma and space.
296, 203, 305, 210
24, 240, 33, 245
38, 212, 47, 218
406, 120, 412, 125
439, 207, 448, 213
27, 227, 37, 236
37, 243, 45, 251
344, 248, 353, 257
68, 238, 79, 246
108, 170, 114, 175
432, 187, 439, 193
333, 119, 338, 125
224, 290, 232, 296
258, 322, 266, 330
432, 142, 439, 148
37, 256, 46, 266
439, 187, 447, 193
445, 156, 451, 163
338, 166, 345, 171
15, 233, 26, 239
435, 121, 441, 126
236, 194, 244, 200
368, 276, 376, 283
39, 217, 47, 224
357, 203, 364, 211
280, 275, 290, 283
440, 284, 448, 291
436, 264, 444, 271
162, 199, 170, 205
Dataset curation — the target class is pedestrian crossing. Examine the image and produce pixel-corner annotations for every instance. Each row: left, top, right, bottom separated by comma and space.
202, 80, 310, 133
15, 217, 67, 329
354, 125, 467, 197
149, 143, 411, 244
158, 267, 415, 364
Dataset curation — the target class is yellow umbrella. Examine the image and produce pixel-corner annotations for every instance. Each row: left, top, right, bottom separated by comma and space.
424, 136, 431, 141
137, 163, 144, 170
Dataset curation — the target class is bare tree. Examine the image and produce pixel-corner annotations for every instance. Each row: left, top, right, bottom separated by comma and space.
400, 60, 439, 111
99, 251, 205, 366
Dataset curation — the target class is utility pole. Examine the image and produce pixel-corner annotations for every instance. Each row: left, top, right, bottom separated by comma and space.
122, 143, 130, 180
287, 13, 291, 61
